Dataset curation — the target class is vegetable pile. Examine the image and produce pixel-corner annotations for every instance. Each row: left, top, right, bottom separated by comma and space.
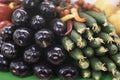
0, 0, 120, 80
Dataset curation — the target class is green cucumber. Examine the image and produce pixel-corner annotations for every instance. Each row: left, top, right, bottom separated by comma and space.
62, 36, 74, 52
79, 38, 87, 49
100, 56, 117, 75
110, 54, 120, 67
81, 69, 91, 78
84, 28, 94, 41
90, 37, 104, 48
69, 30, 83, 48
70, 48, 85, 61
73, 21, 86, 34
95, 46, 108, 56
92, 70, 102, 80
78, 12, 100, 33
112, 69, 120, 79
90, 57, 107, 71
83, 47, 94, 57
107, 43, 118, 55
102, 23, 116, 36
78, 59, 90, 69
118, 44, 120, 51
85, 10, 108, 26
99, 32, 114, 43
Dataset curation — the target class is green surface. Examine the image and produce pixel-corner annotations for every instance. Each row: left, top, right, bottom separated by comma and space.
0, 71, 112, 80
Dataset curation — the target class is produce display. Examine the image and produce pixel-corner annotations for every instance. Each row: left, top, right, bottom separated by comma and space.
0, 0, 120, 80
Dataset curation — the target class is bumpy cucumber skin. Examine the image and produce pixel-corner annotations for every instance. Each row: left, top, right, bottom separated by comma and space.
78, 12, 97, 27
107, 43, 118, 55
73, 21, 86, 34
62, 36, 74, 52
110, 54, 120, 67
70, 48, 84, 60
95, 46, 108, 56
92, 70, 102, 80
85, 11, 108, 26
83, 47, 94, 57
90, 58, 104, 71
69, 30, 82, 45
90, 39, 102, 48
98, 32, 113, 43
100, 57, 117, 73
78, 59, 90, 69
81, 69, 91, 78
102, 23, 116, 33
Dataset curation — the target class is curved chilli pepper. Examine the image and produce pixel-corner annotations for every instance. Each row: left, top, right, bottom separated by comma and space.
64, 20, 73, 36
60, 14, 75, 22
0, 20, 12, 30
70, 7, 86, 23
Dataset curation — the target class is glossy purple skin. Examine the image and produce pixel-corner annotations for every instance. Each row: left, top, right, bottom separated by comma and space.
47, 46, 65, 65
35, 29, 54, 48
9, 61, 28, 77
34, 64, 52, 79
30, 15, 45, 30
0, 54, 9, 70
12, 9, 28, 25
50, 19, 66, 36
39, 0, 56, 18
13, 28, 32, 47
1, 42, 18, 59
59, 66, 77, 80
22, 0, 40, 9
0, 25, 15, 40
23, 45, 41, 63
0, 37, 4, 51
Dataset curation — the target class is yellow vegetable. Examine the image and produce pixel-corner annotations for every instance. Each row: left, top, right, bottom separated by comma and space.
109, 10, 120, 35
95, 0, 114, 17
95, 0, 120, 36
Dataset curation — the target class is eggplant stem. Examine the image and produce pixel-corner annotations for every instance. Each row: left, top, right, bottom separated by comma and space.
65, 73, 72, 77
42, 41, 47, 48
